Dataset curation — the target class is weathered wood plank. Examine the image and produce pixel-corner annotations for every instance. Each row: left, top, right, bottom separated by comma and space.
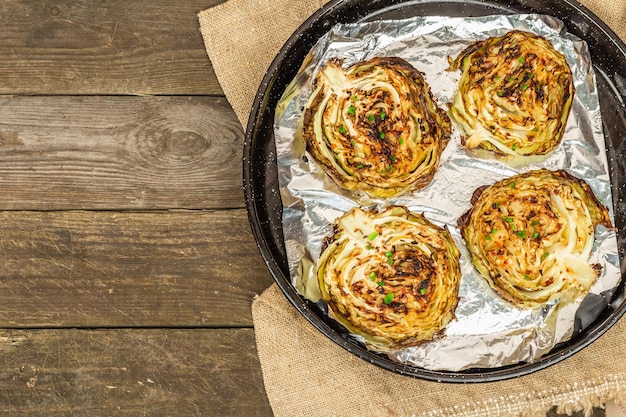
0, 96, 245, 210
0, 328, 273, 416
0, 327, 606, 417
0, 0, 225, 95
0, 209, 274, 327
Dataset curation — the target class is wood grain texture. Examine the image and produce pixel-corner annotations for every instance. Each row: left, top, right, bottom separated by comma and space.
0, 328, 273, 416
0, 209, 273, 327
0, 96, 245, 210
0, 328, 605, 417
0, 0, 225, 95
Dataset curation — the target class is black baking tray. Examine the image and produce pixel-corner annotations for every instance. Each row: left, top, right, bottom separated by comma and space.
243, 0, 626, 382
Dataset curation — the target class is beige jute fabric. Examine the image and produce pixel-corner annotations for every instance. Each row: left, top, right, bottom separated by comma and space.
198, 1, 626, 416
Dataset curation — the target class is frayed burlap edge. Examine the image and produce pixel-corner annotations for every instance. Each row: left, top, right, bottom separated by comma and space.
555, 384, 625, 417
421, 375, 626, 417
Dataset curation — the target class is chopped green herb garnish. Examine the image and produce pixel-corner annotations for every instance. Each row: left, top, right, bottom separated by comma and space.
502, 215, 514, 223
356, 164, 364, 169
516, 230, 527, 238
524, 274, 530, 280
368, 114, 375, 122
511, 143, 517, 151
399, 138, 404, 145
497, 91, 505, 97
385, 251, 393, 265
338, 125, 346, 134
532, 232, 539, 239
367, 232, 378, 241
377, 281, 385, 287
420, 288, 427, 295
383, 293, 394, 304
521, 84, 528, 91
485, 235, 492, 241
531, 220, 539, 227
347, 106, 356, 115
519, 56, 525, 64
541, 252, 550, 261
352, 95, 358, 102
380, 111, 386, 119
369, 271, 377, 280
509, 181, 516, 188
491, 228, 498, 234
379, 131, 385, 139
366, 244, 372, 250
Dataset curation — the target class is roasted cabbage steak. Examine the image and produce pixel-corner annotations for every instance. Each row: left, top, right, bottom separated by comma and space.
458, 169, 612, 308
302, 57, 451, 198
448, 31, 574, 157
316, 206, 461, 351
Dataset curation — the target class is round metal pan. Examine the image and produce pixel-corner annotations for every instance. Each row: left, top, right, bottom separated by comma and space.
243, 0, 626, 382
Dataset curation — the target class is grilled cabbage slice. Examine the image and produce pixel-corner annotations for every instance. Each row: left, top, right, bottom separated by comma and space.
316, 206, 461, 351
448, 30, 574, 157
302, 57, 451, 198
458, 169, 612, 308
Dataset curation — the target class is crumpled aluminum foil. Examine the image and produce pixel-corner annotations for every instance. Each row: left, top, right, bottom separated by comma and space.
273, 13, 621, 371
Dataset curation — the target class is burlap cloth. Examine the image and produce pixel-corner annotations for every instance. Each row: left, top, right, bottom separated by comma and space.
198, 1, 626, 416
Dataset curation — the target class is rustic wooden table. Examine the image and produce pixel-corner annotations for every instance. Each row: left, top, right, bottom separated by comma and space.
0, 1, 274, 415
0, 1, 607, 416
